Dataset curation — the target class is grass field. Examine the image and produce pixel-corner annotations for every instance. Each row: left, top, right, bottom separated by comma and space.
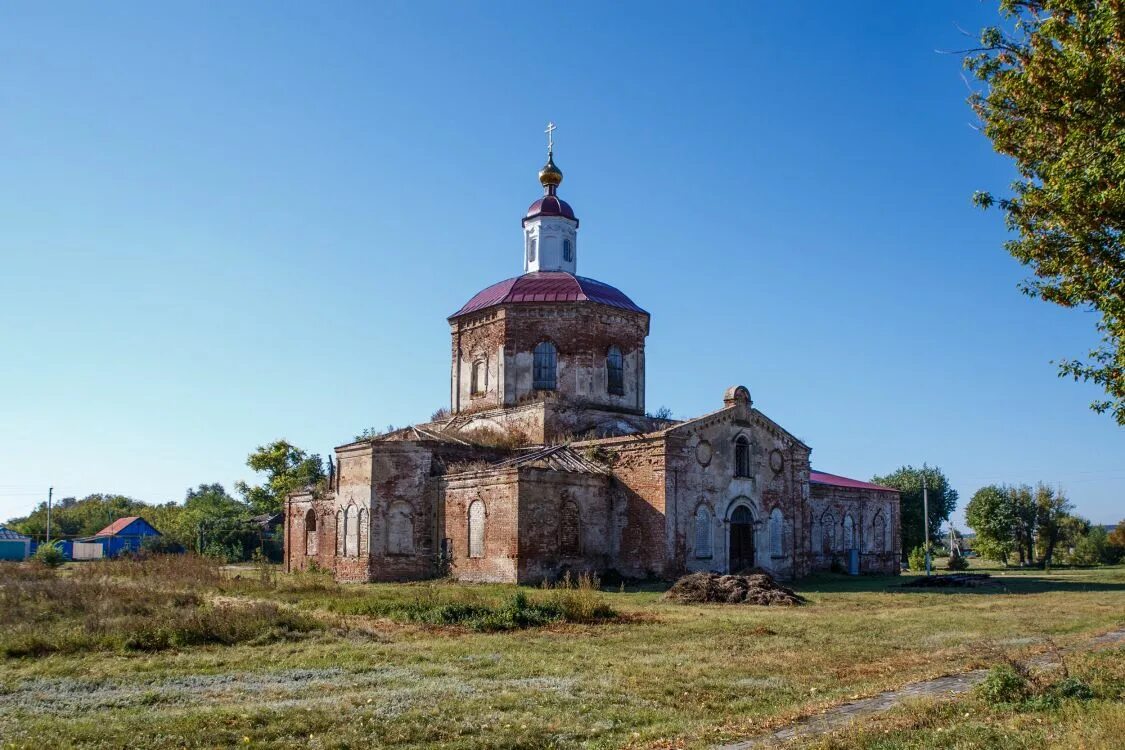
0, 557, 1122, 749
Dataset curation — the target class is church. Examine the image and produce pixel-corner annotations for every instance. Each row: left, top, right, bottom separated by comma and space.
284, 131, 901, 583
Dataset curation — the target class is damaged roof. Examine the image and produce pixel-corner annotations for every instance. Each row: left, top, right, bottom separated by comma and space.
486, 445, 611, 475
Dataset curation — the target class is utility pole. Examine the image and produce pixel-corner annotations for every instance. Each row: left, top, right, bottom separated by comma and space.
922, 473, 931, 576
46, 487, 53, 544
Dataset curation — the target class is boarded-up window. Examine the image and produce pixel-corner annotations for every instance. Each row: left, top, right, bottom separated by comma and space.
345, 506, 359, 557
734, 436, 751, 478
820, 512, 836, 553
871, 512, 886, 552
843, 514, 855, 550
694, 505, 712, 558
533, 341, 557, 390
336, 509, 344, 556
388, 502, 414, 555
305, 509, 318, 556
606, 346, 624, 396
559, 500, 580, 555
358, 508, 368, 555
769, 508, 783, 557
468, 500, 485, 558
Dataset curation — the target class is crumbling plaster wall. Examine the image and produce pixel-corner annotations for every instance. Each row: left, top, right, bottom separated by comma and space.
807, 484, 901, 574
516, 468, 613, 583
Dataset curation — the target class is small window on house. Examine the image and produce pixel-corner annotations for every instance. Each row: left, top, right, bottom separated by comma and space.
734, 435, 751, 478
694, 505, 712, 558
388, 502, 414, 555
843, 514, 855, 550
304, 509, 318, 556
606, 345, 624, 395
471, 359, 486, 396
345, 506, 359, 557
769, 507, 783, 557
562, 238, 573, 262
468, 500, 485, 558
527, 236, 537, 264
533, 341, 557, 390
871, 511, 886, 553
559, 500, 580, 555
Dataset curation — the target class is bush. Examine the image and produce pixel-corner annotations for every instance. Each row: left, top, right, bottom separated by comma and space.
32, 543, 65, 568
946, 549, 969, 570
907, 545, 928, 571
977, 663, 1030, 704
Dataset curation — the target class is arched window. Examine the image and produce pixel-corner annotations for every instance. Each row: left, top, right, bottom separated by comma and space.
468, 500, 485, 558
871, 512, 886, 552
470, 359, 486, 396
533, 341, 557, 390
345, 506, 359, 557
388, 502, 414, 555
304, 509, 318, 556
734, 435, 751, 478
527, 235, 537, 264
358, 508, 368, 555
820, 512, 836, 553
843, 514, 855, 550
336, 509, 344, 556
606, 345, 624, 395
694, 505, 712, 558
769, 508, 783, 557
562, 238, 573, 262
559, 500, 580, 555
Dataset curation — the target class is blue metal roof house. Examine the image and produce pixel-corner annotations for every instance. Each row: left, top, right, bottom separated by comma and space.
0, 526, 33, 561
87, 516, 162, 557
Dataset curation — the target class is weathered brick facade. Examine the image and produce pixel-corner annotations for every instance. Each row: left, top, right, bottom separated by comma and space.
283, 155, 901, 584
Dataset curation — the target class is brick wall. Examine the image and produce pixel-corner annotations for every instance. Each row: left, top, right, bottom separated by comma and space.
436, 469, 521, 583
807, 483, 901, 574
516, 468, 613, 583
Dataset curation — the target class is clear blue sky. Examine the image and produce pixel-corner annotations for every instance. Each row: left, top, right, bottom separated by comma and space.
2, 2, 1121, 527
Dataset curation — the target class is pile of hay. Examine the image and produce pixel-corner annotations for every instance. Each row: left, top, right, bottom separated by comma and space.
663, 571, 806, 606
901, 573, 995, 588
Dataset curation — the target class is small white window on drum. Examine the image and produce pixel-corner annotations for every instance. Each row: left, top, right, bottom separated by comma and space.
562, 238, 573, 262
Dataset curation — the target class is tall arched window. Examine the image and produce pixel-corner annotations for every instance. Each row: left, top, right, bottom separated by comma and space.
871, 511, 886, 553
843, 514, 855, 550
345, 506, 359, 557
336, 509, 344, 556
559, 500, 580, 555
533, 341, 557, 390
304, 509, 318, 556
734, 435, 751, 478
562, 238, 573, 262
468, 500, 486, 558
388, 502, 414, 555
769, 508, 783, 557
606, 345, 624, 395
527, 235, 537, 264
358, 508, 368, 555
470, 358, 486, 396
820, 512, 836, 553
694, 505, 712, 558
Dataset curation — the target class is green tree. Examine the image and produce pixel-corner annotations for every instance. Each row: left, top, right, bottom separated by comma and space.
1008, 484, 1039, 565
967, 1, 1125, 424
235, 440, 325, 516
871, 465, 959, 555
8, 493, 151, 539
965, 484, 1019, 564
1034, 483, 1075, 566
1069, 524, 1109, 565
1107, 519, 1125, 561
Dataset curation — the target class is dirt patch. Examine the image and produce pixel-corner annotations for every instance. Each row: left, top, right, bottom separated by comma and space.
900, 573, 997, 588
663, 571, 806, 606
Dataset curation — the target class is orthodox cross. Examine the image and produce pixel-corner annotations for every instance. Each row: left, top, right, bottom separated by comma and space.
545, 121, 556, 154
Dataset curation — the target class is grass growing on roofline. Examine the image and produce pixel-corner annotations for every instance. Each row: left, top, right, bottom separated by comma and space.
0, 557, 1121, 749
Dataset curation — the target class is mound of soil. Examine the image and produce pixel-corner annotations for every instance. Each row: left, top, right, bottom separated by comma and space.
663, 571, 806, 606
901, 573, 995, 588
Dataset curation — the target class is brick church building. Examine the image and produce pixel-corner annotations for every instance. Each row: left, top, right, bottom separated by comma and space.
284, 137, 901, 583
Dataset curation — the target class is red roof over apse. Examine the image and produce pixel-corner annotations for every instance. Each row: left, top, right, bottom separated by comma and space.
451, 272, 646, 318
810, 471, 899, 493
94, 516, 143, 537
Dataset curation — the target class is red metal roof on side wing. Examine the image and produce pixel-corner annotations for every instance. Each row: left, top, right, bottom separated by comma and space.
810, 471, 899, 493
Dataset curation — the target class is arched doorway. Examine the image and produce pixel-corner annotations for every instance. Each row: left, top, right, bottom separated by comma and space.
729, 505, 755, 572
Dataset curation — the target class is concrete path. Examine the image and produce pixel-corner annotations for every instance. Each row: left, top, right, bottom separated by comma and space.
716, 628, 1125, 749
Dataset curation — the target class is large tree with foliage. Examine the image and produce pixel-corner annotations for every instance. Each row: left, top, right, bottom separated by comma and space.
965, 484, 1019, 563
235, 440, 325, 516
967, 0, 1125, 423
7, 493, 150, 539
871, 465, 959, 554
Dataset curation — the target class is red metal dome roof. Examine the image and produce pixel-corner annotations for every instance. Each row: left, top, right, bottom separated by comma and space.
451, 272, 646, 318
524, 195, 577, 223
